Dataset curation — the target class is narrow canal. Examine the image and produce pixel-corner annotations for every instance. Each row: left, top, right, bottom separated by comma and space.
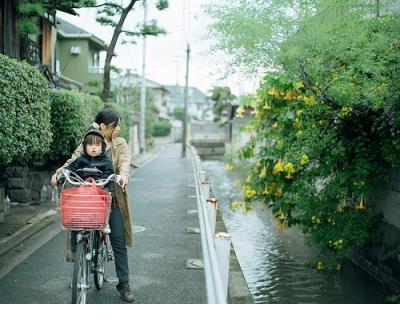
203, 160, 388, 304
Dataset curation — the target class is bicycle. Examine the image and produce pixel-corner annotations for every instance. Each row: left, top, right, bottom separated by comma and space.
58, 168, 122, 304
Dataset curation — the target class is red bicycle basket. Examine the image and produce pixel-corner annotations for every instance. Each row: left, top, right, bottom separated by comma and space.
60, 184, 112, 230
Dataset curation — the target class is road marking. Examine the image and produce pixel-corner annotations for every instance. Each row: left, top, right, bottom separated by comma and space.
185, 258, 204, 270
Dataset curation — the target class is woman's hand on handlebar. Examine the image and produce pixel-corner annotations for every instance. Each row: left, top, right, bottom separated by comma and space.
51, 173, 58, 186
119, 175, 129, 189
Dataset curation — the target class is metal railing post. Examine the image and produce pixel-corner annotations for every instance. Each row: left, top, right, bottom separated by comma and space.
206, 198, 217, 237
201, 181, 210, 200
199, 170, 206, 183
214, 232, 232, 298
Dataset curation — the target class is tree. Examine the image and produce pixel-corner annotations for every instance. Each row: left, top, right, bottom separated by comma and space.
209, 86, 236, 123
171, 106, 184, 121
17, 0, 94, 35
96, 0, 168, 101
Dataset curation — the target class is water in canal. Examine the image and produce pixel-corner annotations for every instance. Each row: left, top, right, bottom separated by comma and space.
203, 160, 388, 304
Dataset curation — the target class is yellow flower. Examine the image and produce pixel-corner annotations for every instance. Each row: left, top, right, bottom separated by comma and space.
243, 186, 257, 198
235, 106, 245, 118
231, 201, 239, 209
284, 162, 296, 179
336, 264, 342, 271
259, 169, 266, 178
243, 204, 253, 213
274, 210, 286, 221
275, 188, 284, 197
225, 163, 234, 172
255, 161, 262, 169
284, 89, 298, 101
355, 194, 367, 210
300, 154, 309, 166
295, 81, 304, 89
273, 161, 285, 175
246, 175, 253, 183
316, 261, 323, 270
272, 122, 279, 130
303, 96, 316, 106
267, 87, 281, 97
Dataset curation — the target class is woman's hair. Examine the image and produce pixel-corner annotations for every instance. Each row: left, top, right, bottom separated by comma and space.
83, 132, 106, 155
95, 108, 121, 130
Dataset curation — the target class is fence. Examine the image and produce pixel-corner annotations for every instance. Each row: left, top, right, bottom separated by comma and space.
188, 144, 232, 304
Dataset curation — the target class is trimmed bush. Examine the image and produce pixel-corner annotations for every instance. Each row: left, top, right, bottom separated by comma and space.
152, 120, 171, 137
0, 54, 52, 166
49, 89, 102, 164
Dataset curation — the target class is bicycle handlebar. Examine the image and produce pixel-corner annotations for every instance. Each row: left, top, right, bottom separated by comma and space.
58, 169, 122, 187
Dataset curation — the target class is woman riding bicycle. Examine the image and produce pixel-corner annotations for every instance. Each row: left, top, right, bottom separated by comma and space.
52, 108, 134, 303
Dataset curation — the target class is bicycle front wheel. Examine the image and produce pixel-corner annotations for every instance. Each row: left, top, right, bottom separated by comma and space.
71, 242, 89, 304
93, 232, 106, 290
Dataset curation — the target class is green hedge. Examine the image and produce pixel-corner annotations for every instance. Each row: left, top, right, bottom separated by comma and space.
152, 120, 171, 137
49, 89, 102, 164
0, 54, 52, 166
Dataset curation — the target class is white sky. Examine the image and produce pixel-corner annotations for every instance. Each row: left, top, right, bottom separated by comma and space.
57, 0, 258, 95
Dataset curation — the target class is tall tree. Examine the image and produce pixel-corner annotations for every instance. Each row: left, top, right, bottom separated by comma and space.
210, 86, 236, 123
96, 0, 168, 101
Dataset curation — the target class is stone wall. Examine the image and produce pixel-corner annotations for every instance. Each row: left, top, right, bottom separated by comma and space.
6, 167, 52, 203
0, 185, 4, 223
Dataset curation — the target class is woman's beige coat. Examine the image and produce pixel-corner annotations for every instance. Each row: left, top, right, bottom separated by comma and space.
58, 137, 133, 246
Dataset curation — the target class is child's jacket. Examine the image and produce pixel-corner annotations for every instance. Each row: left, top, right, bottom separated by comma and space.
65, 153, 114, 180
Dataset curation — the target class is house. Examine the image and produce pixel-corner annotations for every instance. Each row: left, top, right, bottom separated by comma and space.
0, 0, 66, 86
111, 72, 170, 119
164, 85, 213, 121
56, 18, 108, 93
0, 1, 87, 89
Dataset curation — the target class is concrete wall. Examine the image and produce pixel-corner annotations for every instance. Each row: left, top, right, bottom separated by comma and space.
349, 167, 400, 290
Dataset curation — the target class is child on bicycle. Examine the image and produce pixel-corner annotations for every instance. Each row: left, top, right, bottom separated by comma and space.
64, 130, 114, 257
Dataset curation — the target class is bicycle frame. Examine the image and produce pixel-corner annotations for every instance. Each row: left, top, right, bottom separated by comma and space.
58, 169, 119, 304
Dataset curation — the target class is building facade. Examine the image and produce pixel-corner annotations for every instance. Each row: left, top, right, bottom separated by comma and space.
56, 18, 107, 93
164, 85, 213, 121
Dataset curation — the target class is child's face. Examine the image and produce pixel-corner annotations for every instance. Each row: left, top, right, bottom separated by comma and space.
86, 142, 102, 157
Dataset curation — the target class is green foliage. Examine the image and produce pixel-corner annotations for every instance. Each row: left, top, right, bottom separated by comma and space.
209, 0, 400, 270
16, 0, 94, 36
156, 0, 169, 11
210, 86, 236, 122
48, 89, 102, 164
171, 107, 184, 121
0, 54, 52, 167
234, 73, 387, 269
116, 86, 159, 139
152, 120, 171, 137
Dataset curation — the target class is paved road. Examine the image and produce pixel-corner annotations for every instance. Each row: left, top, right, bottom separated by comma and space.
0, 143, 206, 304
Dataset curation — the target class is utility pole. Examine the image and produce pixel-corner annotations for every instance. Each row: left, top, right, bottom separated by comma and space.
182, 44, 190, 157
139, 0, 148, 153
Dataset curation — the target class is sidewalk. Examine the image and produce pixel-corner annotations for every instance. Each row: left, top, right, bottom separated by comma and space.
0, 142, 164, 259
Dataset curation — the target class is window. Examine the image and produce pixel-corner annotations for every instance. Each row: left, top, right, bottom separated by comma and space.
89, 51, 100, 73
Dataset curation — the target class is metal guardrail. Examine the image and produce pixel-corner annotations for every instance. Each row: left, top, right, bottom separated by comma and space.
188, 144, 232, 304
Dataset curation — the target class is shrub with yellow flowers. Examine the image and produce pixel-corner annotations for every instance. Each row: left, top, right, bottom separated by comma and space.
235, 73, 389, 269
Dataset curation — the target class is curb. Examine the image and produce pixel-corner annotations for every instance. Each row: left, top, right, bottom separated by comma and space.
215, 199, 254, 303
0, 209, 59, 258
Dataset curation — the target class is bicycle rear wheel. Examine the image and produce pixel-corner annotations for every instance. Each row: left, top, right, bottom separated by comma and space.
93, 232, 106, 290
71, 241, 89, 304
